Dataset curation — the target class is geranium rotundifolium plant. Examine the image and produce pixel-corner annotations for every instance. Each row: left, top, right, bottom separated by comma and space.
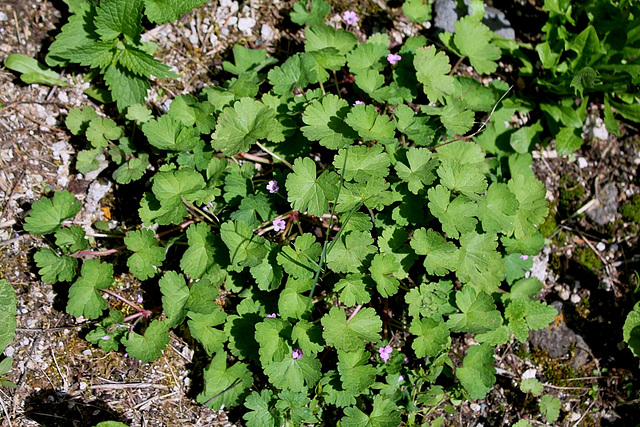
23, 1, 560, 424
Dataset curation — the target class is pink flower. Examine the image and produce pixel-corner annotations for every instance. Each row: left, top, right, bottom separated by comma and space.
292, 348, 303, 360
101, 335, 111, 340
343, 11, 358, 25
136, 296, 143, 304
387, 53, 402, 65
519, 255, 529, 260
273, 218, 286, 232
266, 313, 277, 318
353, 100, 364, 106
266, 180, 279, 193
379, 345, 393, 362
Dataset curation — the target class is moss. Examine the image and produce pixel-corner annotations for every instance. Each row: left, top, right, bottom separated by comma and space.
573, 246, 602, 272
621, 194, 640, 224
558, 174, 586, 215
539, 205, 558, 238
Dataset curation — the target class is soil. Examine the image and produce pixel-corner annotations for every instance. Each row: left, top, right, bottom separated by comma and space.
1, 0, 639, 426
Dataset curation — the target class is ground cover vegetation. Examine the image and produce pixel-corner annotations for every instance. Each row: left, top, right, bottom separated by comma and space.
2, 0, 640, 425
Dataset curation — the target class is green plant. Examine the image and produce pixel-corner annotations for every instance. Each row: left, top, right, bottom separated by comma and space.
0, 279, 17, 388
21, 0, 559, 424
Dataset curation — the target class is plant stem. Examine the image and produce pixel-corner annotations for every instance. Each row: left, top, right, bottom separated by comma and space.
100, 288, 150, 317
256, 142, 294, 170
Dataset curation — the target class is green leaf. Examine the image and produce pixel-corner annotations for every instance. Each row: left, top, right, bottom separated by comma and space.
4, 54, 70, 87
410, 228, 458, 276
447, 286, 502, 334
290, 0, 330, 26
126, 104, 153, 123
243, 390, 280, 427
122, 319, 170, 363
158, 271, 189, 328
301, 94, 355, 150
428, 186, 477, 240
504, 254, 534, 285
456, 344, 496, 399
414, 46, 455, 104
104, 64, 150, 111
405, 280, 455, 320
335, 274, 372, 306
220, 220, 269, 268
477, 183, 519, 235
326, 231, 375, 274
539, 395, 561, 423
334, 144, 390, 183
24, 191, 81, 235
86, 313, 129, 352
197, 352, 252, 410
520, 377, 543, 396
61, 40, 117, 68
268, 54, 309, 96
508, 174, 549, 240
147, 167, 206, 224
255, 318, 292, 366
66, 106, 99, 135
250, 244, 283, 291
0, 280, 17, 353
118, 43, 178, 78
347, 42, 388, 76
555, 126, 583, 155
66, 260, 113, 319
142, 115, 200, 151
344, 104, 396, 142
321, 307, 382, 352
113, 153, 150, 184
223, 45, 277, 76
286, 157, 339, 217
94, 0, 144, 42
342, 396, 401, 427
437, 158, 487, 200
456, 232, 504, 293
212, 98, 277, 155
143, 0, 206, 24
277, 234, 322, 280
125, 229, 164, 280
180, 223, 219, 279
275, 390, 320, 425
278, 278, 313, 320
291, 319, 324, 356
453, 17, 501, 75
55, 225, 88, 253
186, 276, 221, 315
337, 349, 376, 393
45, 3, 96, 67
76, 149, 102, 174
187, 308, 227, 356
86, 117, 122, 148
370, 253, 405, 298
505, 299, 557, 342
623, 301, 640, 360
263, 352, 322, 393
410, 317, 450, 358
34, 248, 78, 283
395, 147, 437, 194
402, 0, 432, 23
305, 24, 357, 56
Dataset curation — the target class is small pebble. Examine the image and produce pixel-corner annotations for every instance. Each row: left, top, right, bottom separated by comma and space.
596, 242, 606, 251
570, 294, 581, 304
577, 157, 588, 169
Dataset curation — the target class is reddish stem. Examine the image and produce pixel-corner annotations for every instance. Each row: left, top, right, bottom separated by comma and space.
346, 304, 363, 324
101, 288, 151, 317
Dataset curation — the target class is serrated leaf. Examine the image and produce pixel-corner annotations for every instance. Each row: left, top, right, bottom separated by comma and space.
220, 220, 269, 268
334, 144, 390, 183
277, 234, 321, 280
456, 232, 504, 293
118, 43, 177, 78
344, 104, 396, 142
278, 277, 313, 320
223, 45, 277, 76
122, 319, 170, 363
477, 183, 519, 235
212, 98, 277, 155
268, 54, 309, 96
326, 231, 375, 274
180, 222, 219, 279
0, 280, 17, 353
55, 225, 88, 253
505, 299, 557, 342
453, 17, 501, 75
540, 395, 561, 423
370, 253, 404, 298
403, 0, 432, 23
410, 228, 458, 276
347, 42, 388, 75
143, 0, 206, 24
24, 191, 81, 235
243, 390, 280, 427
410, 317, 450, 358
520, 377, 543, 396
188, 308, 227, 356
437, 159, 488, 200
447, 286, 502, 334
142, 115, 201, 151
197, 351, 252, 409
158, 271, 189, 328
250, 244, 283, 291
334, 274, 372, 306
395, 147, 437, 194
61, 40, 117, 69
508, 174, 549, 240
263, 352, 322, 393
342, 396, 401, 427
290, 0, 330, 26
125, 228, 165, 280
34, 248, 78, 283
414, 46, 455, 104
113, 153, 149, 184
76, 149, 102, 174
337, 349, 376, 393
104, 64, 150, 111
321, 307, 381, 352
456, 344, 496, 399
305, 24, 357, 56
428, 186, 478, 239
405, 280, 455, 320
286, 157, 339, 216
95, 0, 144, 42
66, 260, 113, 319
301, 94, 355, 149
66, 106, 99, 135
291, 319, 324, 356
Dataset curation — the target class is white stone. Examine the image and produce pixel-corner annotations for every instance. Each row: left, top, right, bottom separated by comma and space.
238, 17, 256, 33
577, 157, 588, 169
596, 242, 606, 251
3, 346, 15, 357
522, 368, 537, 379
0, 12, 7, 21
261, 23, 275, 42
560, 289, 571, 300
570, 294, 581, 304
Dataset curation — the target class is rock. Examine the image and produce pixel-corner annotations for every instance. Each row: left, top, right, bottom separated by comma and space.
528, 302, 592, 369
433, 0, 515, 39
587, 182, 618, 225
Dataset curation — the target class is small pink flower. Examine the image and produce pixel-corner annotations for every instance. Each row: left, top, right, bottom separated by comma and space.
387, 53, 402, 65
273, 218, 286, 232
519, 255, 529, 260
266, 180, 279, 193
266, 313, 277, 318
343, 11, 358, 25
101, 335, 111, 340
353, 100, 364, 106
379, 345, 393, 362
292, 348, 303, 360
136, 296, 143, 304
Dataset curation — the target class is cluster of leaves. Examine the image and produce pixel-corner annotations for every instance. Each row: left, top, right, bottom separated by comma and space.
21, 0, 567, 425
0, 280, 17, 388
